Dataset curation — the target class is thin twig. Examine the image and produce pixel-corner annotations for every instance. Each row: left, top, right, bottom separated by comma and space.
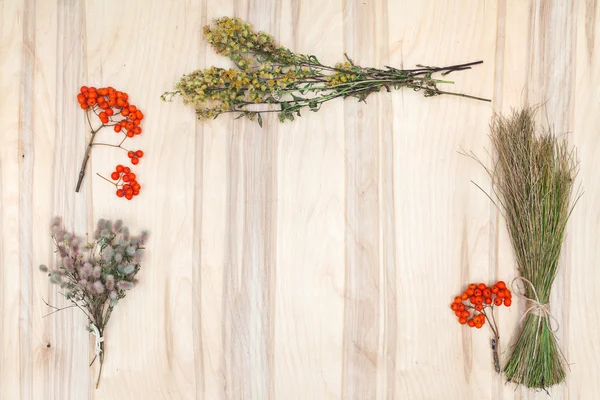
96, 173, 116, 186
76, 112, 105, 192
92, 142, 129, 151
42, 304, 78, 318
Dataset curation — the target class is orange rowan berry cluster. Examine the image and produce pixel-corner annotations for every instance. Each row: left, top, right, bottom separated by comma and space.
75, 86, 147, 197
109, 165, 141, 200
77, 86, 144, 145
451, 281, 512, 328
127, 150, 144, 165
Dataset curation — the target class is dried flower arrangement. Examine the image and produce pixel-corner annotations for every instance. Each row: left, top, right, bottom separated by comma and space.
40, 217, 148, 388
468, 108, 580, 390
162, 16, 490, 126
76, 86, 145, 200
451, 281, 512, 372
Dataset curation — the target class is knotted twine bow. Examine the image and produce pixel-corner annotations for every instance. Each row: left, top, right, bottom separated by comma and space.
511, 277, 559, 332
88, 323, 104, 356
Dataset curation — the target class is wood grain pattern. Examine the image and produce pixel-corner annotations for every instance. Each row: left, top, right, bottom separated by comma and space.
1, 0, 599, 399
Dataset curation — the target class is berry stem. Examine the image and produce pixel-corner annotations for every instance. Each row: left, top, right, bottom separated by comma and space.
92, 142, 130, 152
491, 337, 501, 373
482, 307, 501, 373
96, 173, 117, 187
75, 121, 104, 193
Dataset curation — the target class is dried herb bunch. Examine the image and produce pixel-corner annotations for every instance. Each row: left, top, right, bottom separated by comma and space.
471, 108, 579, 389
40, 218, 148, 388
163, 17, 490, 125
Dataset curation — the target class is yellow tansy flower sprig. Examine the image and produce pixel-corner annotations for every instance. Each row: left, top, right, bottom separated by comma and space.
163, 17, 490, 126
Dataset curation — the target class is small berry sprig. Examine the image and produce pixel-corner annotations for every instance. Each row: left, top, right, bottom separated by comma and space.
75, 86, 145, 196
96, 164, 141, 200
127, 150, 144, 165
451, 281, 512, 373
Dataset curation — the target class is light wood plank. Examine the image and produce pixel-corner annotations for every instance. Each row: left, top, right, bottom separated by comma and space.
0, 0, 26, 398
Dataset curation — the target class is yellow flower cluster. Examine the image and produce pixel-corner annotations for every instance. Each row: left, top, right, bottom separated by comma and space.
203, 17, 295, 71
326, 61, 360, 86
174, 63, 316, 120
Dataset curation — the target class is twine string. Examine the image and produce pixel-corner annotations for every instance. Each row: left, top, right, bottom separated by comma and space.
89, 323, 104, 356
511, 277, 559, 332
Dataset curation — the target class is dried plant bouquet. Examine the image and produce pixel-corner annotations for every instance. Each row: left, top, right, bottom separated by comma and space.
163, 16, 490, 125
469, 108, 580, 390
40, 218, 148, 388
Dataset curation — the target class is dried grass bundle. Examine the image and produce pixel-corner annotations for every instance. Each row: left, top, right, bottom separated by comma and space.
473, 108, 580, 389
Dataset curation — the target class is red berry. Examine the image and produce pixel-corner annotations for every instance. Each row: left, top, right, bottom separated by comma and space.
128, 151, 134, 158
114, 125, 122, 133
135, 150, 144, 158
116, 164, 124, 173
123, 167, 130, 174
496, 281, 506, 289
131, 157, 139, 165
503, 298, 512, 307
110, 172, 120, 180
116, 190, 124, 198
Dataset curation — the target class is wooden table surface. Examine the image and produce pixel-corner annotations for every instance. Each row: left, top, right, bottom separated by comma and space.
1, 0, 599, 399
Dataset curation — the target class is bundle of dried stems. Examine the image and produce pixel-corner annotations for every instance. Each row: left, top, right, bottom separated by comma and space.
471, 108, 580, 389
